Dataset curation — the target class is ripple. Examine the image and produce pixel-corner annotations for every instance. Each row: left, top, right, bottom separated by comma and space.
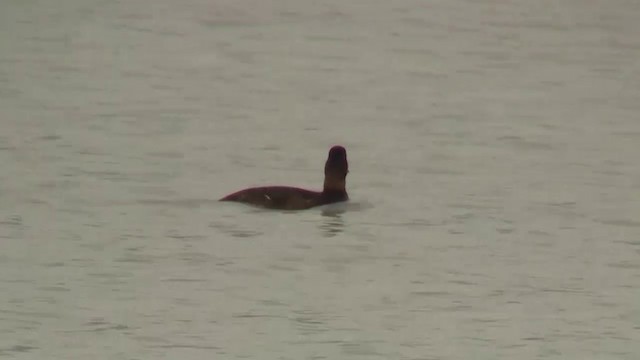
38, 134, 61, 141
155, 344, 220, 350
161, 278, 207, 283
411, 290, 450, 296
209, 220, 263, 239
598, 219, 640, 227
607, 261, 640, 269
0, 215, 22, 226
1, 345, 38, 354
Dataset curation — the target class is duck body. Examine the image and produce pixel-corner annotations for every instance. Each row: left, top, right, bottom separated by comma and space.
220, 146, 349, 210
220, 186, 348, 210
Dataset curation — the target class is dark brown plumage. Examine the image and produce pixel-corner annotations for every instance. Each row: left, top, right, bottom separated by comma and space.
220, 146, 349, 210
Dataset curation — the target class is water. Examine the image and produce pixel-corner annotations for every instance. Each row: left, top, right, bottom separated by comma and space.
1, 0, 639, 359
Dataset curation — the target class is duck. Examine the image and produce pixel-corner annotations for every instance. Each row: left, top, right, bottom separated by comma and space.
220, 146, 349, 210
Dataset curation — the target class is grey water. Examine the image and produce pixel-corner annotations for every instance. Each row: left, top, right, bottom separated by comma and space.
1, 0, 639, 359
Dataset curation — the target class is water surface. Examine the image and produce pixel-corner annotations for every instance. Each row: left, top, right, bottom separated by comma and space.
1, 0, 639, 359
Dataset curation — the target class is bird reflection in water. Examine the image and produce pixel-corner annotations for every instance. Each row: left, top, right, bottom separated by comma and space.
320, 208, 345, 238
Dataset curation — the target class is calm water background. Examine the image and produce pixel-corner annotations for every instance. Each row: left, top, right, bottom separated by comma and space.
1, 0, 639, 359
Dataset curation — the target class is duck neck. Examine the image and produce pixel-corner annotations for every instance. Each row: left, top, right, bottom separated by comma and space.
323, 173, 347, 198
